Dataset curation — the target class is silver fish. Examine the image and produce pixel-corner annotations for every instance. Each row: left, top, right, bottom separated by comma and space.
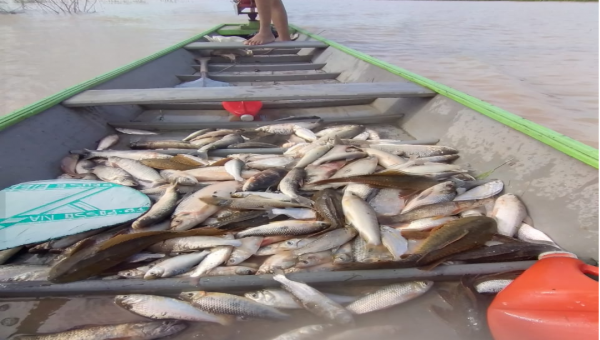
343, 191, 381, 245
199, 134, 245, 151
82, 149, 172, 161
256, 251, 298, 274
352, 131, 370, 140
125, 252, 165, 263
10, 321, 187, 340
159, 170, 198, 186
97, 134, 120, 150
232, 192, 293, 201
206, 265, 257, 276
114, 294, 232, 325
179, 291, 290, 320
352, 236, 393, 263
184, 166, 258, 181
201, 196, 309, 210
132, 185, 178, 229
269, 208, 316, 220
190, 246, 234, 278
313, 146, 366, 166
402, 181, 456, 213
0, 246, 23, 265
75, 159, 95, 174
183, 128, 214, 142
91, 165, 138, 186
148, 236, 241, 254
236, 220, 329, 238
517, 223, 557, 246
345, 281, 433, 314
256, 237, 317, 256
171, 181, 239, 231
294, 127, 318, 142
315, 125, 362, 137
115, 128, 158, 135
61, 155, 80, 175
245, 288, 303, 309
363, 148, 406, 168
271, 325, 330, 340
246, 156, 296, 170
491, 194, 527, 236
330, 156, 378, 179
380, 226, 408, 260
279, 168, 313, 206
297, 250, 332, 268
317, 125, 364, 141
382, 198, 492, 224
369, 144, 458, 157
0, 265, 50, 282
369, 188, 403, 216
455, 179, 504, 201
295, 145, 333, 168
344, 183, 375, 200
224, 158, 245, 182
394, 216, 458, 231
273, 273, 354, 325
144, 251, 209, 279
227, 236, 263, 266
293, 228, 358, 256
304, 160, 347, 184
257, 122, 320, 134
333, 242, 353, 264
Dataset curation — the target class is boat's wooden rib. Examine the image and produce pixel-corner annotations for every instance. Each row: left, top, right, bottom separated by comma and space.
203, 63, 326, 72
63, 82, 436, 107
209, 55, 313, 64
0, 262, 535, 298
251, 48, 302, 55
109, 112, 407, 130
177, 72, 341, 83
185, 41, 328, 50
141, 98, 375, 110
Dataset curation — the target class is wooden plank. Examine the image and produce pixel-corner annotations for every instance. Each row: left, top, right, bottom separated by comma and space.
63, 82, 436, 107
177, 73, 340, 83
185, 41, 328, 50
252, 48, 301, 55
109, 113, 406, 130
142, 98, 374, 110
209, 55, 313, 64
202, 63, 327, 72
0, 262, 535, 297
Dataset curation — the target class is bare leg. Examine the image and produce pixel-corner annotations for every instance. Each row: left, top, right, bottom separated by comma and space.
272, 0, 291, 41
244, 0, 276, 45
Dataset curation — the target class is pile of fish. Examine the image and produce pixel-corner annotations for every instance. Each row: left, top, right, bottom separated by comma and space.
0, 119, 562, 339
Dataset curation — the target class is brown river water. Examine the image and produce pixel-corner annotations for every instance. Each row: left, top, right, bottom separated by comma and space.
0, 1, 597, 339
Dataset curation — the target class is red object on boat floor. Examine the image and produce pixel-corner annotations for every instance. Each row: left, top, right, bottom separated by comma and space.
488, 251, 599, 340
222, 101, 263, 118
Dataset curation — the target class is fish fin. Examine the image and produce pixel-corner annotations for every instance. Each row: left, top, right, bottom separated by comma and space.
436, 289, 455, 305
417, 259, 446, 271
400, 230, 430, 240
64, 238, 96, 256
491, 234, 524, 244
428, 230, 470, 252
429, 305, 457, 326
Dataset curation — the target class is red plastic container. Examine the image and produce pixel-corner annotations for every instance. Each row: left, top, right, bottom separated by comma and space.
488, 251, 599, 340
222, 101, 263, 121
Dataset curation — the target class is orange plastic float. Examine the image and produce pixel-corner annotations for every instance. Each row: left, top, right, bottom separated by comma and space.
488, 251, 599, 340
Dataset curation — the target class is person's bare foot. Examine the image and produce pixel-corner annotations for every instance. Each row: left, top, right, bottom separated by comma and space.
244, 32, 276, 45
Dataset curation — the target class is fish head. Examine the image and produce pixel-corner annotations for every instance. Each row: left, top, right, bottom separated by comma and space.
114, 294, 145, 309
439, 181, 457, 194
179, 291, 206, 301
143, 267, 164, 280
333, 253, 352, 264
151, 320, 188, 337
170, 213, 197, 231
118, 177, 138, 187
244, 290, 271, 304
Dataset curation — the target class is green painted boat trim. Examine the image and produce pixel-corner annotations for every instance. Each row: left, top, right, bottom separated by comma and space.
290, 25, 599, 169
0, 23, 226, 132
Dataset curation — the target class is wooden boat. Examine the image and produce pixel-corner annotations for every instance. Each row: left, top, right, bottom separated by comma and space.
0, 23, 597, 339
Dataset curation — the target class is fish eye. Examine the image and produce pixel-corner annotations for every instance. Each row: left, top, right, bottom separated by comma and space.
249, 293, 257, 298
